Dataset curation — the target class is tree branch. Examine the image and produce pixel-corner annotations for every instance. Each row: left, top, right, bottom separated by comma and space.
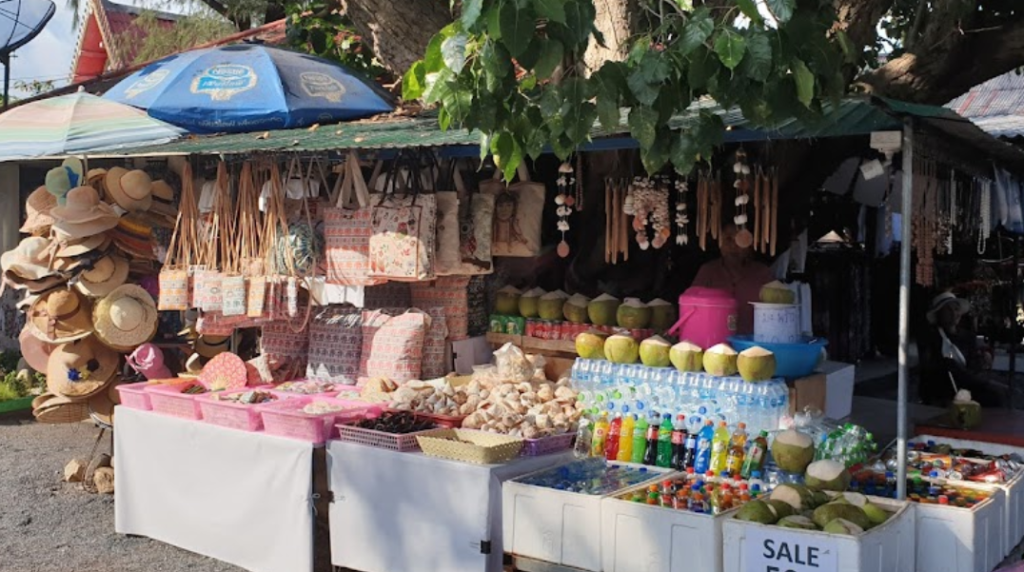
340, 0, 452, 74
833, 0, 894, 51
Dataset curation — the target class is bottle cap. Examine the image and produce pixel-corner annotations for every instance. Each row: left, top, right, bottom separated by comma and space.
938, 495, 949, 505
677, 414, 686, 421
740, 483, 749, 490
738, 422, 746, 429
752, 471, 761, 478
759, 430, 768, 437
686, 467, 695, 474
719, 421, 727, 427
751, 484, 762, 492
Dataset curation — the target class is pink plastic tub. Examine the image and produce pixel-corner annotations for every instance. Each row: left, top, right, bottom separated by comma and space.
116, 384, 153, 411
667, 287, 738, 348
259, 396, 381, 443
145, 381, 207, 420
197, 390, 281, 432
268, 379, 342, 400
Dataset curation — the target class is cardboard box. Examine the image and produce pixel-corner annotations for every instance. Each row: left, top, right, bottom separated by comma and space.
788, 373, 827, 416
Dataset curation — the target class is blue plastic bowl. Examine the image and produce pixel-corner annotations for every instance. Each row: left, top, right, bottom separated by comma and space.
728, 335, 828, 379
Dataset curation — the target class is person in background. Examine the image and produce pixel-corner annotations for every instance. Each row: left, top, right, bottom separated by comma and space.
918, 292, 1001, 407
691, 224, 775, 334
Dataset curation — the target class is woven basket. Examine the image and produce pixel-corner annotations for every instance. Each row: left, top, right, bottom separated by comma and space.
416, 429, 524, 464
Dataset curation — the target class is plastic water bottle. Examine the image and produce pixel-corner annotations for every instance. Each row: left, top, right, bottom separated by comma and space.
573, 416, 592, 459
749, 470, 766, 494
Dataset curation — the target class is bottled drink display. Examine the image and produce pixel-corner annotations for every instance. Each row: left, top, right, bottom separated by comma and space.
671, 414, 688, 471
643, 413, 661, 466
517, 458, 664, 495
741, 431, 769, 479
656, 414, 674, 468
591, 412, 610, 458
617, 413, 636, 462
631, 414, 649, 464
710, 421, 730, 475
605, 413, 622, 461
693, 420, 714, 474
682, 425, 698, 469
724, 422, 748, 478
620, 474, 764, 515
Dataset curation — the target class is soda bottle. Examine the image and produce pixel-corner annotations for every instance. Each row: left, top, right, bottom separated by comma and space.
689, 486, 705, 513
671, 414, 688, 470
738, 483, 751, 504
750, 484, 762, 499
710, 421, 730, 474
725, 422, 748, 478
617, 414, 636, 462
693, 420, 715, 474
646, 484, 660, 505
605, 413, 622, 461
683, 424, 698, 469
630, 414, 649, 464
591, 412, 610, 457
643, 413, 661, 466
740, 431, 769, 479
656, 414, 674, 468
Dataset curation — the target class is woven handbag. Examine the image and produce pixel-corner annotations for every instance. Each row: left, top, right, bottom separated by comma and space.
158, 163, 198, 311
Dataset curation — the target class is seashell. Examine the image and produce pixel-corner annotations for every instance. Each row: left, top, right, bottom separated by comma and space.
554, 386, 576, 400
537, 385, 554, 402
407, 380, 427, 390
516, 382, 534, 393
523, 425, 540, 439
479, 389, 490, 400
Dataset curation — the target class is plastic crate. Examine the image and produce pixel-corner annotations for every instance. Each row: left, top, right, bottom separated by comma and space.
335, 423, 436, 452
145, 382, 207, 420
197, 391, 278, 432
268, 379, 344, 399
521, 432, 575, 457
913, 482, 1005, 572
259, 397, 379, 444
116, 384, 152, 411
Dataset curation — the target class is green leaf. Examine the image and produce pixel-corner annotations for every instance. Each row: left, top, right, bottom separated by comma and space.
734, 0, 762, 24
739, 32, 772, 82
835, 30, 858, 64
441, 82, 474, 122
491, 132, 514, 175
422, 69, 454, 104
551, 134, 575, 161
670, 131, 697, 175
565, 102, 597, 143
499, 2, 536, 58
533, 0, 566, 23
792, 58, 814, 107
677, 10, 714, 56
520, 74, 538, 91
687, 46, 716, 90
438, 106, 452, 131
765, 0, 795, 23
423, 33, 446, 73
593, 69, 622, 130
534, 38, 564, 80
563, 0, 596, 48
596, 96, 621, 131
402, 61, 427, 101
675, 0, 694, 11
714, 31, 746, 70
640, 133, 670, 174
441, 33, 469, 73
486, 4, 503, 39
627, 51, 671, 106
539, 86, 563, 118
480, 132, 492, 161
628, 107, 658, 149
461, 0, 485, 30
482, 41, 512, 91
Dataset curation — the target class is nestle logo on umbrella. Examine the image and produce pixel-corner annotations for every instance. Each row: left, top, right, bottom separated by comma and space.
125, 69, 170, 100
190, 65, 258, 102
300, 72, 346, 103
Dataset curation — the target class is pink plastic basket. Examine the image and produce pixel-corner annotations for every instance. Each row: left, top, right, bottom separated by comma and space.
145, 382, 207, 420
335, 423, 437, 452
387, 408, 466, 429
268, 379, 341, 400
259, 397, 380, 443
197, 391, 281, 432
116, 384, 153, 411
520, 432, 576, 457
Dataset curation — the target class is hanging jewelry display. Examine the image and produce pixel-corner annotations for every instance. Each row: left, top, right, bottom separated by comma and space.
733, 150, 753, 248
628, 177, 671, 250
674, 178, 689, 246
555, 162, 575, 258
978, 178, 991, 254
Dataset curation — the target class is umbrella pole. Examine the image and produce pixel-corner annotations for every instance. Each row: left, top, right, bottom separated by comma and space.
897, 119, 914, 501
1, 53, 9, 111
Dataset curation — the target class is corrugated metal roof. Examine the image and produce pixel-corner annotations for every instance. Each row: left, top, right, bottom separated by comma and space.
947, 71, 1024, 139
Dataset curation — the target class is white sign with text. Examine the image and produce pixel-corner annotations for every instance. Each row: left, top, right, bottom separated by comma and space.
744, 527, 839, 572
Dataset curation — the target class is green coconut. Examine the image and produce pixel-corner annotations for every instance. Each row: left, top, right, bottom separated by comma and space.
702, 343, 739, 377
805, 459, 852, 492
564, 294, 591, 324
771, 429, 816, 474
604, 334, 640, 364
538, 290, 569, 321
648, 298, 678, 332
760, 280, 797, 304
767, 500, 796, 520
737, 346, 777, 382
617, 298, 652, 329
575, 331, 608, 360
950, 390, 982, 430
639, 336, 672, 368
812, 503, 871, 530
778, 515, 819, 530
862, 503, 891, 526
769, 484, 816, 512
495, 286, 521, 315
811, 491, 831, 508
588, 294, 621, 326
836, 492, 869, 508
670, 341, 704, 372
823, 518, 865, 535
735, 500, 779, 525
518, 287, 546, 318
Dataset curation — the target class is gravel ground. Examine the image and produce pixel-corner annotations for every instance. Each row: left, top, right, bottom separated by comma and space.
0, 414, 244, 572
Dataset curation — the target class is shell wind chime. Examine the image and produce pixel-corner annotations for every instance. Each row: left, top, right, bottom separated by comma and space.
555, 162, 577, 258
732, 150, 754, 248
625, 177, 671, 250
675, 179, 690, 246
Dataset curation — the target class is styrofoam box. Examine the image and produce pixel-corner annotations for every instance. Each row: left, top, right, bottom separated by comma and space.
915, 434, 1024, 557
601, 483, 736, 572
913, 482, 1004, 572
503, 462, 671, 572
723, 497, 916, 572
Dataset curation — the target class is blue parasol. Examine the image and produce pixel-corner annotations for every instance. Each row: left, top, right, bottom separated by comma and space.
103, 44, 394, 134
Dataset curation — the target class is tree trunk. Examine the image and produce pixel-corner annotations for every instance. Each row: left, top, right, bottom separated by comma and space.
585, 0, 642, 73
340, 0, 452, 74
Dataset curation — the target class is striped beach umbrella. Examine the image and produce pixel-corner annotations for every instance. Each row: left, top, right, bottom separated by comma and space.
0, 91, 185, 161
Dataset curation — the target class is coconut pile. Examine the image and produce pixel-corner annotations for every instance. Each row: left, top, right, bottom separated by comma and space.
493, 288, 678, 332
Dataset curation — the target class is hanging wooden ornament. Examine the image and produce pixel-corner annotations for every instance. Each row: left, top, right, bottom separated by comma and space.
555, 162, 575, 258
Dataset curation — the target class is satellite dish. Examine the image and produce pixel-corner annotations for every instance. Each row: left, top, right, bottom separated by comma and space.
0, 0, 56, 56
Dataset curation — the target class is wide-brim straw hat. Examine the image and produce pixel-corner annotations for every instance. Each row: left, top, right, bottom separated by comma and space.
106, 167, 153, 213
148, 180, 177, 218
92, 284, 158, 351
88, 380, 119, 427
55, 234, 109, 258
28, 289, 94, 344
195, 334, 230, 359
19, 324, 55, 372
1, 236, 57, 281
33, 393, 90, 424
20, 187, 57, 235
74, 255, 129, 298
51, 186, 121, 239
46, 337, 119, 400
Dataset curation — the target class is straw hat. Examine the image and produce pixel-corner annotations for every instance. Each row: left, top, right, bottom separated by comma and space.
46, 337, 119, 400
149, 180, 177, 218
110, 215, 156, 260
51, 186, 121, 239
33, 393, 90, 424
2, 237, 58, 281
86, 168, 107, 187
92, 284, 158, 351
20, 187, 57, 235
195, 334, 230, 359
927, 292, 972, 325
19, 324, 55, 372
28, 289, 94, 344
88, 381, 119, 427
74, 255, 129, 298
105, 167, 153, 213
54, 234, 109, 258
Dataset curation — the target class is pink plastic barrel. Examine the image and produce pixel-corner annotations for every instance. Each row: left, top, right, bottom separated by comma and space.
667, 287, 738, 348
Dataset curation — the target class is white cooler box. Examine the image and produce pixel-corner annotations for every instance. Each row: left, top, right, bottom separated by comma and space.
722, 497, 915, 572
914, 479, 1006, 572
503, 463, 670, 572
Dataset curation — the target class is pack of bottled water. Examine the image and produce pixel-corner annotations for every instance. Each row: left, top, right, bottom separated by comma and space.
569, 358, 789, 436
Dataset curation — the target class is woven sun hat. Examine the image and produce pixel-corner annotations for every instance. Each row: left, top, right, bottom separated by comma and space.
86, 168, 107, 187
92, 284, 158, 351
74, 255, 129, 298
33, 393, 90, 424
19, 324, 55, 372
54, 234, 109, 258
46, 337, 119, 400
105, 167, 153, 213
1, 237, 57, 281
148, 180, 177, 218
28, 289, 94, 344
110, 214, 157, 260
195, 334, 230, 359
20, 187, 58, 235
51, 186, 121, 239
88, 381, 119, 427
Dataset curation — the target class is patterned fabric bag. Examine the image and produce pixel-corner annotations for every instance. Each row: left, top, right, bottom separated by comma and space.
441, 162, 494, 275
467, 276, 489, 337
359, 309, 427, 384
324, 151, 382, 287
364, 282, 412, 309
261, 318, 310, 380
410, 277, 470, 341
480, 163, 545, 257
368, 151, 437, 282
263, 161, 314, 330
306, 305, 362, 385
193, 162, 229, 312
158, 163, 198, 311
419, 306, 449, 379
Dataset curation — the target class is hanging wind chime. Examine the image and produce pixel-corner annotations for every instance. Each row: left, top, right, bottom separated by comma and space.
733, 150, 753, 248
625, 177, 671, 250
555, 161, 576, 258
675, 178, 689, 246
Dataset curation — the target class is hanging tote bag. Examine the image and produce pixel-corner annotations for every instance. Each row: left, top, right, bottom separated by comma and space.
220, 164, 247, 317
306, 305, 363, 385
158, 162, 198, 311
434, 160, 462, 276
238, 162, 269, 320
193, 162, 229, 312
324, 151, 383, 287
480, 162, 545, 257
368, 151, 437, 282
450, 161, 495, 275
264, 159, 315, 332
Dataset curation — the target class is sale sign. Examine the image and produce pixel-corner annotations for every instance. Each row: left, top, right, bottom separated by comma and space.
744, 527, 838, 572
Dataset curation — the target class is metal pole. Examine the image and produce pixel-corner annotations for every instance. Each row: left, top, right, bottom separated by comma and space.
1011, 235, 1020, 410
1, 53, 9, 111
897, 120, 914, 501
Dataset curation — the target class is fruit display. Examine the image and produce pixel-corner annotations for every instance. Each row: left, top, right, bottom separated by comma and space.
575, 330, 608, 359
648, 298, 677, 332
771, 429, 816, 474
702, 343, 739, 376
495, 286, 522, 315
516, 457, 662, 495
737, 346, 776, 381
736, 488, 894, 535
604, 334, 640, 364
617, 298, 653, 329
588, 294, 621, 326
759, 280, 797, 304
563, 294, 590, 323
669, 341, 704, 371
639, 336, 672, 367
804, 459, 852, 491
518, 287, 545, 318
538, 290, 569, 321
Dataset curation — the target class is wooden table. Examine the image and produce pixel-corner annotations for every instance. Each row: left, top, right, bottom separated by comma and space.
916, 409, 1024, 448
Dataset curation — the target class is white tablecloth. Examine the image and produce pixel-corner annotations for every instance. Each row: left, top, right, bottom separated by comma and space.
328, 441, 571, 572
114, 407, 315, 572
